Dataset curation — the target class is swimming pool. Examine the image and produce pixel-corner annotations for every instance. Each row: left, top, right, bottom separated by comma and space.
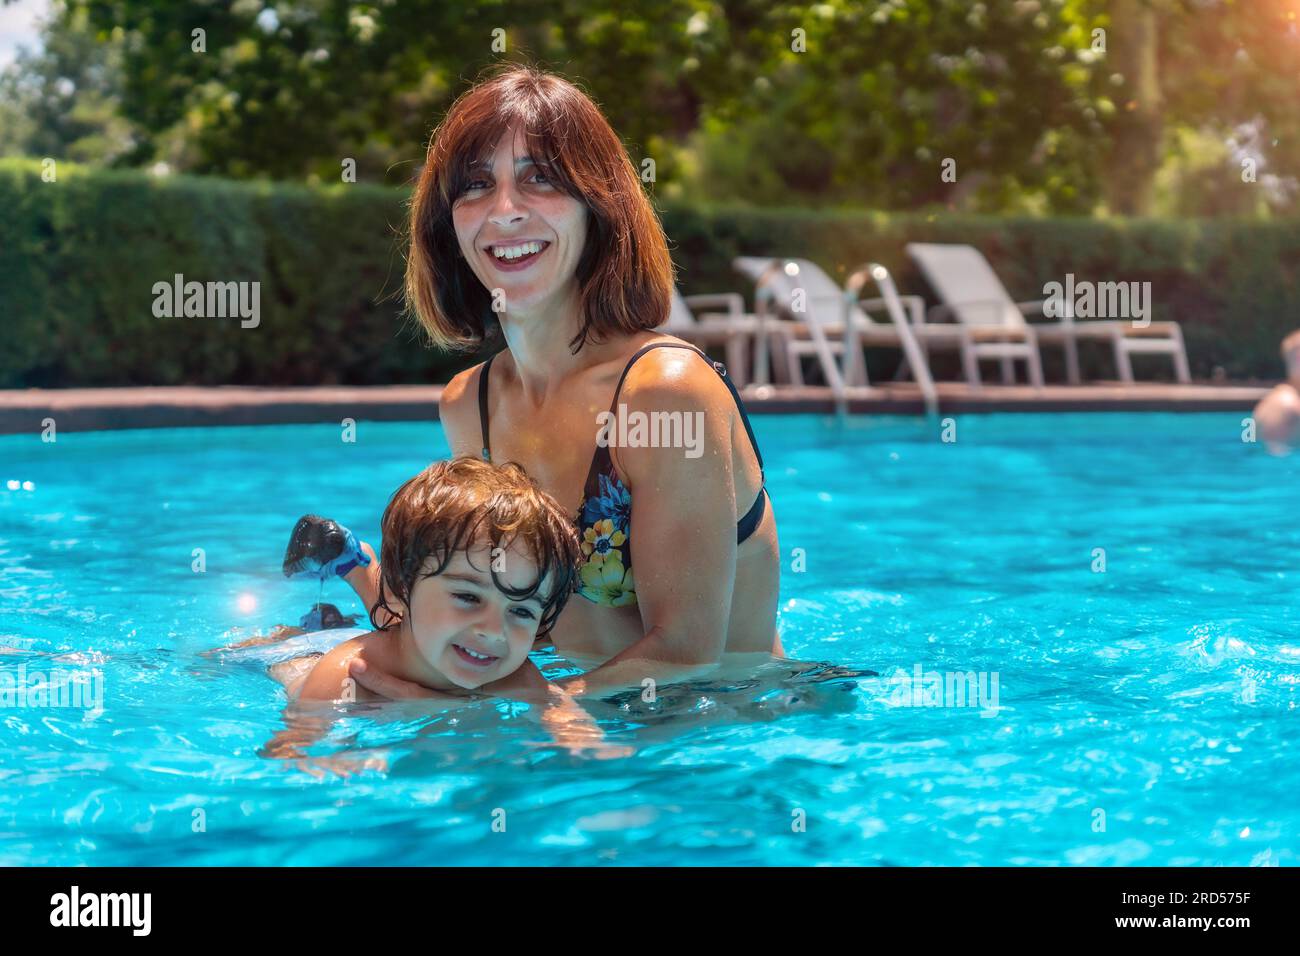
1, 412, 1295, 866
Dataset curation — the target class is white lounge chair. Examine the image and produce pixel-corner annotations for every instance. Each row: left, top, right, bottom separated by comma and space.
906, 242, 1190, 386
902, 243, 1044, 388
658, 288, 762, 386
731, 256, 945, 389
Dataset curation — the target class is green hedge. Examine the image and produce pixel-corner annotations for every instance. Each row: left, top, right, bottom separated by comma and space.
0, 158, 468, 388
3, 157, 1297, 387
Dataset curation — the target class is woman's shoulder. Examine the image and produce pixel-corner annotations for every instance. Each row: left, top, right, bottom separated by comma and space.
617, 335, 734, 411
440, 357, 491, 415
440, 353, 510, 453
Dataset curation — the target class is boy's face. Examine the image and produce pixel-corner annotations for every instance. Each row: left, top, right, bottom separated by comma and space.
403, 540, 549, 689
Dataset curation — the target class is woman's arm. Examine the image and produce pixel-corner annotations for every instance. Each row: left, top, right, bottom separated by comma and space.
564, 354, 744, 696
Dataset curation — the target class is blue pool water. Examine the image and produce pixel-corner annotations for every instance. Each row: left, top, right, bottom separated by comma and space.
0, 412, 1296, 866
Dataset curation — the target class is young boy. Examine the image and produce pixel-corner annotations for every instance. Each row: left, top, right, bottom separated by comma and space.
1252, 330, 1300, 455
259, 457, 620, 766
276, 456, 581, 701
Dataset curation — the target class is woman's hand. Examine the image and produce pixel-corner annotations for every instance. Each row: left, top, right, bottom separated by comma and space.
346, 656, 439, 699
559, 625, 721, 697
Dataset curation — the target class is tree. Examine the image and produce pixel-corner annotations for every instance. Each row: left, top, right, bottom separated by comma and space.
0, 1, 140, 165
11, 0, 1297, 216
1101, 0, 1300, 215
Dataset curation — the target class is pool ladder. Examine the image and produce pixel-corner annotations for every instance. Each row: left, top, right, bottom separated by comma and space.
751, 259, 940, 418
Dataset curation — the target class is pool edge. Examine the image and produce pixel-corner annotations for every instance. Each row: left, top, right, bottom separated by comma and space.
0, 382, 1270, 434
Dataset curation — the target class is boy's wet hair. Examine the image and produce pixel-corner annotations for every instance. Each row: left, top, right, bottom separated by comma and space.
370, 456, 582, 638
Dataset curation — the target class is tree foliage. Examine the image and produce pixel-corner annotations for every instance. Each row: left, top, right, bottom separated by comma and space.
1, 0, 1296, 215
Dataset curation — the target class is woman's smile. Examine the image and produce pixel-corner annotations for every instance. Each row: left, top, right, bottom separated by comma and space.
484, 239, 551, 272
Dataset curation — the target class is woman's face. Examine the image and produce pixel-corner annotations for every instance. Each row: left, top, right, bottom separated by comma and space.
452, 128, 588, 315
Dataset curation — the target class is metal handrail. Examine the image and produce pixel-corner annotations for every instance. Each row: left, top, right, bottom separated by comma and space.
749, 258, 940, 418
752, 259, 848, 413
845, 262, 940, 418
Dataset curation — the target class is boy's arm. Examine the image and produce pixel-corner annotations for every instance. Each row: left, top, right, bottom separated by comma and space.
260, 703, 387, 779
260, 705, 336, 762
480, 656, 554, 701
260, 650, 393, 777
345, 657, 629, 757
259, 650, 354, 762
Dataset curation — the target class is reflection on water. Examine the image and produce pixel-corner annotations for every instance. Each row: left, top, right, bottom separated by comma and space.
2, 416, 1298, 865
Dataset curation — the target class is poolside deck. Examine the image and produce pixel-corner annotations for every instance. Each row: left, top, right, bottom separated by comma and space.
0, 381, 1270, 434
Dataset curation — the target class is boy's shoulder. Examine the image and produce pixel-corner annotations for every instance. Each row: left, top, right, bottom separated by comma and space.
296, 631, 384, 702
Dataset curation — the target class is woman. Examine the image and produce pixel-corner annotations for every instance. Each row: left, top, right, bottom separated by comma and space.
346, 65, 781, 696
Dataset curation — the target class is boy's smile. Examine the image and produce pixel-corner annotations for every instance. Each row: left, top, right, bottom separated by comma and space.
395, 541, 550, 691
451, 642, 501, 668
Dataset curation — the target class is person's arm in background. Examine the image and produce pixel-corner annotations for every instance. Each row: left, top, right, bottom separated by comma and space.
1253, 381, 1300, 454
561, 354, 741, 698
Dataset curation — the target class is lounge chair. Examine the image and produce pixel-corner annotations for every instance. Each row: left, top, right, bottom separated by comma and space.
902, 243, 1044, 388
906, 242, 1190, 385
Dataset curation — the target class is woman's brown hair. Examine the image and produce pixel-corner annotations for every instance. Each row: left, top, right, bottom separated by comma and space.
370, 456, 583, 639
405, 64, 674, 353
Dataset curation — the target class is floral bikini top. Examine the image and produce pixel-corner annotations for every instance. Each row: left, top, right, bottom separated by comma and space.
476, 342, 767, 608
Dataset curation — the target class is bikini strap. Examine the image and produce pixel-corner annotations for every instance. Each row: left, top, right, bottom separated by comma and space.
604, 342, 765, 479
477, 352, 498, 462
616, 345, 759, 476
